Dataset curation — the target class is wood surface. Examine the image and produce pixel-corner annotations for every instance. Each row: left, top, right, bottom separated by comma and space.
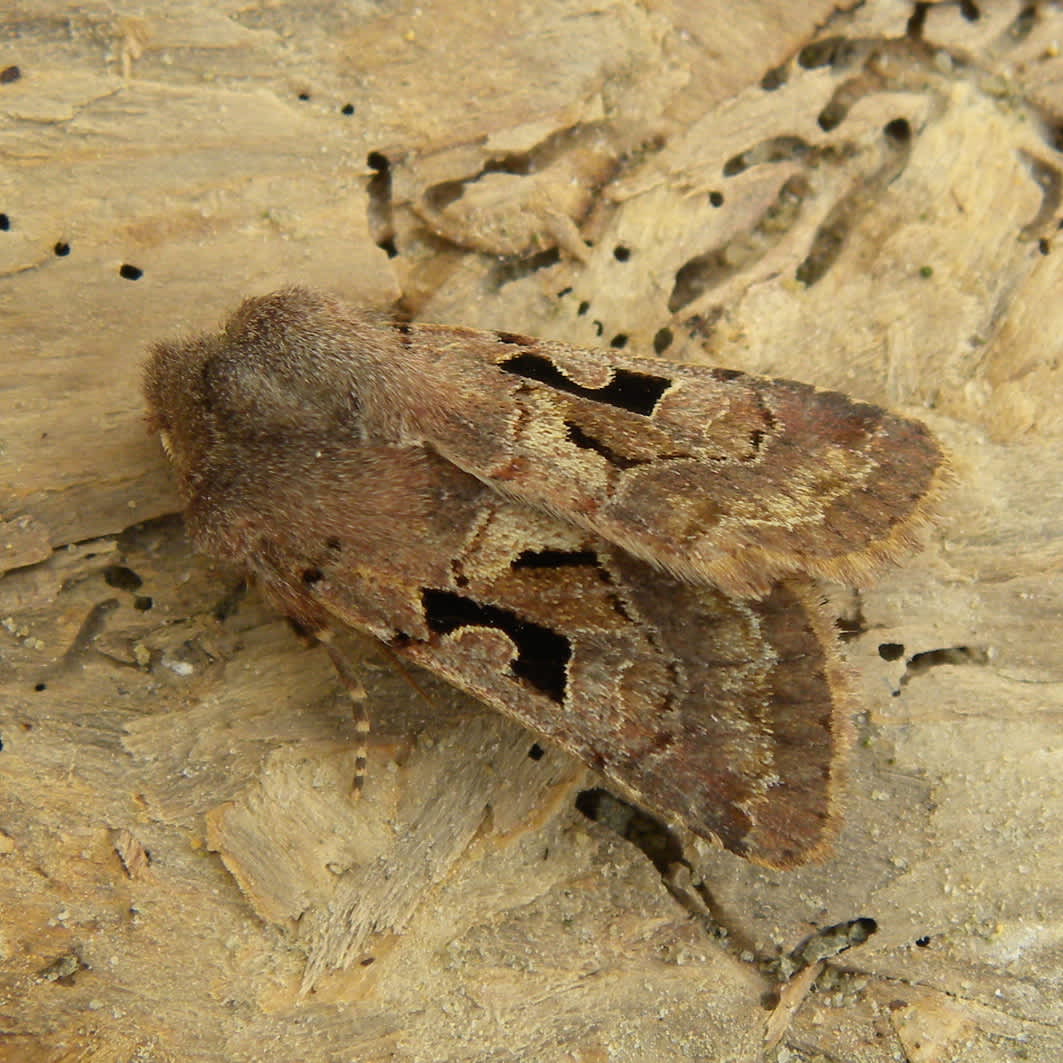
2, 2, 1061, 1060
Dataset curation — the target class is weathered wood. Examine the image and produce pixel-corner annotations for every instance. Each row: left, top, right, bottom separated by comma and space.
2, 2, 1061, 1060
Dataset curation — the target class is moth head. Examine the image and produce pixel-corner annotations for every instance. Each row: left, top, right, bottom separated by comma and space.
144, 330, 223, 496
143, 289, 380, 501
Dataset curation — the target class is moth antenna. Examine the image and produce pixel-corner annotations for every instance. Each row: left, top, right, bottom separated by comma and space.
315, 630, 370, 799
348, 694, 370, 800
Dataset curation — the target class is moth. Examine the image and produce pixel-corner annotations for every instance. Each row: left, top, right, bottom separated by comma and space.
143, 288, 946, 868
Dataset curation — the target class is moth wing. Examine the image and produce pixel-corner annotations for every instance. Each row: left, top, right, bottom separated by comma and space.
408, 323, 946, 597
241, 450, 847, 869
400, 564, 849, 869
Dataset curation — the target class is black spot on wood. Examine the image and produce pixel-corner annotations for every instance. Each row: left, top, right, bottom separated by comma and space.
104, 565, 143, 591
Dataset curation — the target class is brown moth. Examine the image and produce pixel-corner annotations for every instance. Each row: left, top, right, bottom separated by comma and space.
143, 288, 946, 868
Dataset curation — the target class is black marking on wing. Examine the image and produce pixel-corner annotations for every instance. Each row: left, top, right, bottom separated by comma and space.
499, 351, 670, 416
422, 589, 570, 703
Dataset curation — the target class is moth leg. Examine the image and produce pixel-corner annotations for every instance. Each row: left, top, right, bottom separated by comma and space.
313, 629, 370, 799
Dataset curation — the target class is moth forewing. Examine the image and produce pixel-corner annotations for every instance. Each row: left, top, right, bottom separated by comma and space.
396, 322, 947, 598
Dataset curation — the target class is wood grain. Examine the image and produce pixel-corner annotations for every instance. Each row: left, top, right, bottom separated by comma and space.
2, 2, 1061, 1060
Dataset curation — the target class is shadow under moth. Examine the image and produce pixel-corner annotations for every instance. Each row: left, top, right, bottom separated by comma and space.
143, 288, 946, 869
